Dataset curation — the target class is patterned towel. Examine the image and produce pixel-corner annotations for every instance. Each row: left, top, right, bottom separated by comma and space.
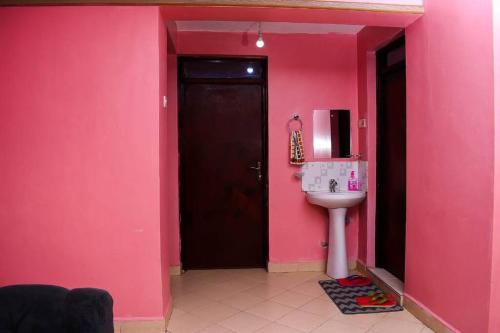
290, 129, 305, 165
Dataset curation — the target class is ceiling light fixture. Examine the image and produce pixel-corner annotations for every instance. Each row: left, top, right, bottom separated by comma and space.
256, 23, 264, 48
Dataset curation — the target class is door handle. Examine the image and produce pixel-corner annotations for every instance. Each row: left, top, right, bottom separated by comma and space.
249, 161, 262, 181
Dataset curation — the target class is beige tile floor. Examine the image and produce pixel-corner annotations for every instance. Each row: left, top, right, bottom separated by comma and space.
166, 269, 432, 333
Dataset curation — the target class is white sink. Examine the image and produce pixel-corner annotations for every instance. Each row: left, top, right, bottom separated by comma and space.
306, 191, 366, 279
306, 191, 366, 209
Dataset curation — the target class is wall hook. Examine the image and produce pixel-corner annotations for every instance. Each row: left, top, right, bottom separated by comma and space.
287, 114, 303, 132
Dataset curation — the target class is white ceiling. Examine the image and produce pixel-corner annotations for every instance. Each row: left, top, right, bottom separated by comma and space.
175, 21, 364, 35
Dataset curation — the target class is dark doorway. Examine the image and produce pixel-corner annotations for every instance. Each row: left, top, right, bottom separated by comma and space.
179, 57, 268, 269
375, 37, 407, 282
330, 109, 351, 158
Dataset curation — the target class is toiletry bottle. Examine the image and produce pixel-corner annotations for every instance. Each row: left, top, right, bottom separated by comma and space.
348, 171, 359, 191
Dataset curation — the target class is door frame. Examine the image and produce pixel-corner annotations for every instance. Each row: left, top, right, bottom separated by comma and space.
375, 36, 407, 280
177, 55, 269, 269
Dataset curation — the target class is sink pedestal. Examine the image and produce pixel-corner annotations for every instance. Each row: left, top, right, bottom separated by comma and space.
327, 208, 348, 279
304, 191, 366, 279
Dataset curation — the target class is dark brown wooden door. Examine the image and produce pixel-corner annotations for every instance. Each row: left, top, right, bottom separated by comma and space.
179, 57, 268, 269
376, 37, 406, 281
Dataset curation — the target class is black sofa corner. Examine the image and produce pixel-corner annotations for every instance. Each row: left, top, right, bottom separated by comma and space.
0, 285, 114, 333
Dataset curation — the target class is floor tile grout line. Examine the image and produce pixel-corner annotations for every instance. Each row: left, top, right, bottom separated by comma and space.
169, 269, 426, 333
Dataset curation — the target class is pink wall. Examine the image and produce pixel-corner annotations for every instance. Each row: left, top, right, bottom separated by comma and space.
490, 0, 500, 331
333, 0, 422, 4
158, 13, 172, 315
161, 6, 421, 28
166, 31, 359, 265
0, 6, 169, 319
166, 30, 181, 267
356, 27, 402, 266
406, 0, 495, 331
5, 3, 498, 330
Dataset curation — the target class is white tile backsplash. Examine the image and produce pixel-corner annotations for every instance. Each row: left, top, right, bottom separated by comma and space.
358, 160, 368, 192
301, 161, 367, 192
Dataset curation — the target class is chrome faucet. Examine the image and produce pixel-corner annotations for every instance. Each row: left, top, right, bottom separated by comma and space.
329, 179, 338, 193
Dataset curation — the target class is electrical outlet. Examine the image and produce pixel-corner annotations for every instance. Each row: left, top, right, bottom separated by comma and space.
163, 96, 168, 109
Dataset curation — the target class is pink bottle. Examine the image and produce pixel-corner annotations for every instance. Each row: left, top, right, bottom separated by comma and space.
348, 171, 359, 191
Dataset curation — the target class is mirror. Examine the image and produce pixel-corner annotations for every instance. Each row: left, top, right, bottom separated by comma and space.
313, 109, 351, 159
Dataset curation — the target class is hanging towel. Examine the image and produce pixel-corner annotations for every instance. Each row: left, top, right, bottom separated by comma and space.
290, 129, 305, 165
